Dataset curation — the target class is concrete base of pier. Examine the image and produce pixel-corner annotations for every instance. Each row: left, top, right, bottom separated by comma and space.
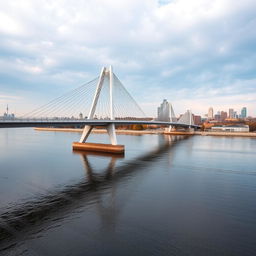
72, 142, 125, 154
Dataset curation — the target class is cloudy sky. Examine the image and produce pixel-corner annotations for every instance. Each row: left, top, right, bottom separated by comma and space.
0, 0, 256, 117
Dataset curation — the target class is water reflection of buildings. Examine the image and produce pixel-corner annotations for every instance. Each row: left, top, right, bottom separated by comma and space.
0, 135, 189, 251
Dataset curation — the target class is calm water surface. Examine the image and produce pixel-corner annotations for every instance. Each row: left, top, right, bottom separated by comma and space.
0, 128, 256, 256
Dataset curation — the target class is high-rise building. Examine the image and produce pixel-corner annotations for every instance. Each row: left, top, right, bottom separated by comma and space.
208, 107, 214, 119
193, 115, 202, 125
214, 111, 221, 121
241, 107, 247, 118
157, 99, 176, 122
229, 108, 234, 118
220, 111, 227, 121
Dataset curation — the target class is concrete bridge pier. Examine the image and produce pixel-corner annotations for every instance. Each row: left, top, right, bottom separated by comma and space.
165, 125, 177, 132
73, 122, 124, 154
72, 66, 124, 154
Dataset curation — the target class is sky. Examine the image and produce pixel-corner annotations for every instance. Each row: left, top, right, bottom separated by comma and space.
0, 0, 256, 117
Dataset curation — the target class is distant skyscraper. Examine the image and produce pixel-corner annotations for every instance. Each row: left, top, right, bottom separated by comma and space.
157, 99, 176, 122
220, 111, 227, 121
193, 115, 202, 125
241, 107, 247, 118
208, 107, 214, 119
229, 108, 234, 118
214, 111, 221, 121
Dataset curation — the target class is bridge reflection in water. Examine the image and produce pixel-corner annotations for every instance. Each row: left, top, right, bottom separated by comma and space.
0, 135, 189, 252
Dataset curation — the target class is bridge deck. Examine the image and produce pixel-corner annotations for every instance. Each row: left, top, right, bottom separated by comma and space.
0, 119, 199, 128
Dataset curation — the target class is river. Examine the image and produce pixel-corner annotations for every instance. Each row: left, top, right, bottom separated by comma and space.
0, 128, 255, 256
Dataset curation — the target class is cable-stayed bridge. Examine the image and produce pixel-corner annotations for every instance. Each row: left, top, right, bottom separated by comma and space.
0, 66, 198, 152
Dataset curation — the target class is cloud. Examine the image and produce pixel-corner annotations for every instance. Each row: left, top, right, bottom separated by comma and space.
141, 77, 256, 116
0, 94, 21, 100
0, 0, 255, 117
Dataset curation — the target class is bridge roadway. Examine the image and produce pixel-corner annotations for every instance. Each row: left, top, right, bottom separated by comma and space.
0, 119, 199, 129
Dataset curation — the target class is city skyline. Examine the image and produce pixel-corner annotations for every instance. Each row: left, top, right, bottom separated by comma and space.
0, 0, 256, 116
206, 106, 249, 119
0, 102, 253, 120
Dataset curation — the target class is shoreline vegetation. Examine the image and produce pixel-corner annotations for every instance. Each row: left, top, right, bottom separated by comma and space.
34, 127, 256, 137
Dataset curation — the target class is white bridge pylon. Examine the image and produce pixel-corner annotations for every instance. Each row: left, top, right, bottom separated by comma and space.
79, 66, 117, 145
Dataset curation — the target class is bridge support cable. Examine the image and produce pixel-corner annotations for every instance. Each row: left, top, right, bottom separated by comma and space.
112, 74, 146, 119
22, 67, 146, 122
23, 78, 99, 119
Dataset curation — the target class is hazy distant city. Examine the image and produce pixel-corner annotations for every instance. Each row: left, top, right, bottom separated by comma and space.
157, 99, 256, 132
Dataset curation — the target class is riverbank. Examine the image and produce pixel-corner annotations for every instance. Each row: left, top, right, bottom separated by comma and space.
165, 130, 256, 137
34, 127, 256, 137
164, 130, 256, 137
194, 131, 256, 137
34, 127, 164, 135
